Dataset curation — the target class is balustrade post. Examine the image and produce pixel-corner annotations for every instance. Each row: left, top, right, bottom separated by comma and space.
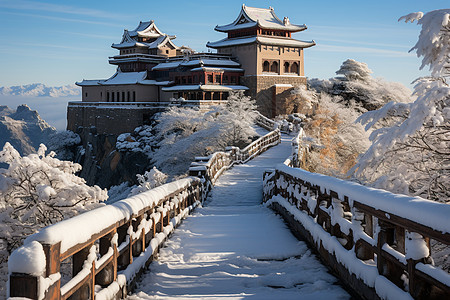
72, 243, 94, 300
97, 230, 117, 287
406, 231, 432, 298
377, 220, 404, 288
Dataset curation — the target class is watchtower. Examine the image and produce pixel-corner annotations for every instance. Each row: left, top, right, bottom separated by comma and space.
207, 5, 315, 117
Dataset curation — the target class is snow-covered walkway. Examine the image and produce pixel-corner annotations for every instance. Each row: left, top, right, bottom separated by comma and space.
129, 135, 350, 299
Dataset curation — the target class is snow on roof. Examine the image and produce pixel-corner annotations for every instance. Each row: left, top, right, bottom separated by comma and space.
215, 5, 307, 32
76, 79, 105, 86
153, 58, 241, 71
207, 36, 315, 49
78, 71, 170, 86
152, 60, 183, 70
112, 21, 178, 49
190, 67, 244, 72
128, 20, 175, 39
162, 85, 248, 92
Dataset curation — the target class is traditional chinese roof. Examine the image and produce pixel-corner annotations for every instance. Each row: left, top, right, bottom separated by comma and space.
112, 21, 178, 50
207, 36, 315, 49
215, 5, 306, 32
76, 70, 170, 86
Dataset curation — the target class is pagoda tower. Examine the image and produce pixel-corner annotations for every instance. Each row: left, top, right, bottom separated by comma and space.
207, 5, 315, 117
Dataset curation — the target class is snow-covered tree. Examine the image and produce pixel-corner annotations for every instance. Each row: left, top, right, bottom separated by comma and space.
116, 92, 258, 176
47, 130, 82, 160
309, 60, 413, 111
352, 9, 450, 204
219, 91, 257, 146
335, 59, 373, 81
0, 142, 107, 295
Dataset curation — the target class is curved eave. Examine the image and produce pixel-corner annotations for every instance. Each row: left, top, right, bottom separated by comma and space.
215, 22, 307, 33
76, 80, 104, 86
111, 42, 147, 49
215, 22, 258, 32
257, 36, 316, 48
207, 37, 257, 49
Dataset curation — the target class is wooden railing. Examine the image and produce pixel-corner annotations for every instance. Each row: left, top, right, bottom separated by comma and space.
9, 125, 281, 300
9, 178, 201, 300
263, 164, 450, 299
188, 128, 281, 191
255, 111, 276, 131
288, 128, 308, 169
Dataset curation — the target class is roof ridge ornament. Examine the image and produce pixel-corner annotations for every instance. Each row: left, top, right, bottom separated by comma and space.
283, 17, 290, 25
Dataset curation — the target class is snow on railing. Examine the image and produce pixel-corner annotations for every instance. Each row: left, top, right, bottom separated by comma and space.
8, 178, 202, 300
263, 163, 450, 299
188, 128, 281, 193
9, 124, 282, 300
254, 111, 276, 131
289, 128, 309, 169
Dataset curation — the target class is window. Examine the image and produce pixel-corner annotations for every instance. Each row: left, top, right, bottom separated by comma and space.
215, 75, 221, 84
182, 77, 186, 84
224, 75, 228, 83
270, 61, 278, 73
133, 91, 136, 102
100, 92, 102, 99
193, 75, 198, 83
107, 92, 110, 102
85, 92, 88, 98
117, 92, 120, 101
263, 61, 270, 72
188, 77, 192, 84
284, 62, 290, 73
111, 92, 115, 102
122, 91, 125, 102
127, 91, 130, 102
166, 50, 169, 54
207, 74, 213, 83
231, 76, 236, 84
290, 62, 299, 74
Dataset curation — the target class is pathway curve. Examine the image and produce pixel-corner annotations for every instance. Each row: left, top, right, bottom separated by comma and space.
130, 135, 350, 300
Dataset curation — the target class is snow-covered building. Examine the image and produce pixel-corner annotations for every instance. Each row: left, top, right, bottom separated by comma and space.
69, 5, 315, 134
207, 5, 315, 117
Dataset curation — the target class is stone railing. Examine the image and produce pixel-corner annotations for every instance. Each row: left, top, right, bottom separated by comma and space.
9, 127, 281, 300
263, 164, 450, 300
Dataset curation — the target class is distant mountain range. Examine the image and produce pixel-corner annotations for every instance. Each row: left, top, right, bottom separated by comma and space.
0, 83, 80, 97
0, 104, 56, 155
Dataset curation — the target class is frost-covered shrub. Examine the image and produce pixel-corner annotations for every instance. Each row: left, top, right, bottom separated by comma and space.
129, 167, 168, 196
0, 143, 107, 293
299, 92, 371, 177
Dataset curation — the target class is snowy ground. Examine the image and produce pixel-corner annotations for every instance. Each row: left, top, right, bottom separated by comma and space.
129, 134, 350, 300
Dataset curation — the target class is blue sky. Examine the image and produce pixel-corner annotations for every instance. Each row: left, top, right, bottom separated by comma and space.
0, 0, 448, 88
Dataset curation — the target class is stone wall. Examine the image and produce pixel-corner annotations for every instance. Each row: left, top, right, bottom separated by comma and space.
67, 103, 166, 135
241, 75, 307, 117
